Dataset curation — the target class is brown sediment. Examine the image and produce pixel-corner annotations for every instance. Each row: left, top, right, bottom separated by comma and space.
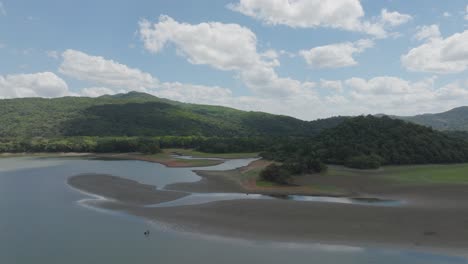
96, 195, 468, 257
0, 152, 225, 168
166, 159, 350, 196
90, 153, 225, 168
68, 162, 468, 258
68, 174, 188, 205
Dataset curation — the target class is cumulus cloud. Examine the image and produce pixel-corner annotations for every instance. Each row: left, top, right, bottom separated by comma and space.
413, 24, 440, 41
402, 29, 468, 73
80, 87, 121, 97
380, 9, 412, 27
300, 39, 373, 68
226, 76, 468, 120
139, 15, 314, 97
34, 49, 467, 121
320, 79, 343, 92
57, 49, 234, 105
338, 76, 468, 116
227, 0, 411, 38
0, 72, 69, 98
156, 82, 233, 105
59, 49, 158, 91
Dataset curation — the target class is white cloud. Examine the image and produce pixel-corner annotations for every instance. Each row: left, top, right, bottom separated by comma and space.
0, 72, 69, 98
402, 29, 468, 73
0, 2, 6, 16
436, 81, 468, 100
156, 82, 234, 105
413, 24, 440, 41
337, 76, 468, 116
443, 12, 451, 17
320, 79, 343, 92
47, 50, 468, 120
300, 39, 373, 68
139, 15, 314, 97
227, 0, 411, 38
57, 49, 235, 105
139, 15, 262, 71
80, 87, 121, 97
225, 76, 468, 119
59, 49, 158, 90
380, 9, 412, 27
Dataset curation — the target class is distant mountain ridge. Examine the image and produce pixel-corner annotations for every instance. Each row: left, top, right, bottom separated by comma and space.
394, 106, 468, 132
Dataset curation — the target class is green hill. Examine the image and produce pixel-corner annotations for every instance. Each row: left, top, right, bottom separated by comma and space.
0, 92, 345, 138
315, 116, 468, 167
397, 106, 468, 131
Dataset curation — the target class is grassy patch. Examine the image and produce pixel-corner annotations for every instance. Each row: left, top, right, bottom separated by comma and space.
381, 164, 468, 184
256, 180, 280, 187
138, 151, 223, 167
326, 163, 468, 185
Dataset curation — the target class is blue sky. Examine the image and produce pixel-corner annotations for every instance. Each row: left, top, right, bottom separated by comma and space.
1, 0, 468, 120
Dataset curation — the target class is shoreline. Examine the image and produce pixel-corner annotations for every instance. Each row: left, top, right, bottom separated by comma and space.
80, 186, 468, 258
0, 151, 226, 168
68, 174, 189, 205
43, 153, 468, 258
68, 171, 468, 258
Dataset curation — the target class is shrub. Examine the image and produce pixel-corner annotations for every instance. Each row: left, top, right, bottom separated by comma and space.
345, 154, 383, 169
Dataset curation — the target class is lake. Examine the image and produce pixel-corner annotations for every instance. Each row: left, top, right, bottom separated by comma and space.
0, 157, 466, 264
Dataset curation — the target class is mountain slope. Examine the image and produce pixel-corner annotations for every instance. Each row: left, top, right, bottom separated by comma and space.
0, 92, 345, 138
398, 106, 468, 131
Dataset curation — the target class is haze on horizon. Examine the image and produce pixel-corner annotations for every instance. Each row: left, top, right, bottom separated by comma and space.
1, 0, 468, 120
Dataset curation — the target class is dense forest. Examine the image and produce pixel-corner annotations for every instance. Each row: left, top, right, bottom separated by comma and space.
0, 92, 345, 138
261, 116, 468, 169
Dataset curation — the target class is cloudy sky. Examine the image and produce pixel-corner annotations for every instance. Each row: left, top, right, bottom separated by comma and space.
1, 0, 468, 120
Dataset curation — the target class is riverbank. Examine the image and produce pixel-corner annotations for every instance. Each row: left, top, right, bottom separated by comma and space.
71, 173, 468, 257
168, 161, 468, 202
68, 174, 189, 205
0, 149, 258, 168
67, 163, 468, 258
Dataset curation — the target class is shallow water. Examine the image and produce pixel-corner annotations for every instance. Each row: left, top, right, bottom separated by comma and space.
286, 195, 405, 207
147, 192, 274, 207
0, 157, 467, 264
146, 193, 403, 208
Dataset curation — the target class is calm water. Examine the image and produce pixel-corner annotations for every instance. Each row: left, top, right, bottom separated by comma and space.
0, 157, 467, 264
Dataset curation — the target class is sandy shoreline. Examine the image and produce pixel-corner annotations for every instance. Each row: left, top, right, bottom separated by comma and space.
68, 174, 189, 205
68, 169, 468, 257
60, 154, 468, 258
0, 152, 225, 168
125, 199, 468, 257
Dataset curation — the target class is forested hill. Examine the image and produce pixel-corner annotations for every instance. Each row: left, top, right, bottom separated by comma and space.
396, 106, 468, 132
315, 116, 468, 167
0, 92, 347, 138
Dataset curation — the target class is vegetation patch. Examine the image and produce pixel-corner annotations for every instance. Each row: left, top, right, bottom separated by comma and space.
326, 163, 468, 185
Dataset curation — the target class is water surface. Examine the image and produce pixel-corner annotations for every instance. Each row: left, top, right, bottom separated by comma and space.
0, 157, 466, 264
